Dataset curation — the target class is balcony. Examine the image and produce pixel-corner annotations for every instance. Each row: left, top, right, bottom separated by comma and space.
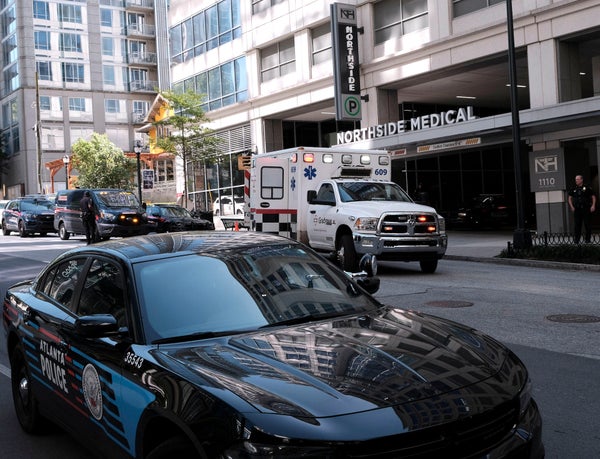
132, 112, 147, 123
129, 52, 157, 66
126, 23, 155, 38
126, 0, 154, 11
130, 80, 158, 92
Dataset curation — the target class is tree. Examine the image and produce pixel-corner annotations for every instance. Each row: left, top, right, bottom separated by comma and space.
70, 133, 136, 189
151, 90, 221, 208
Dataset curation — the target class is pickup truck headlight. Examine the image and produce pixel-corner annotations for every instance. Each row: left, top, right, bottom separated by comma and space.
354, 217, 378, 232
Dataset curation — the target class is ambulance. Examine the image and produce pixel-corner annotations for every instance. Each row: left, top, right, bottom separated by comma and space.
244, 147, 447, 273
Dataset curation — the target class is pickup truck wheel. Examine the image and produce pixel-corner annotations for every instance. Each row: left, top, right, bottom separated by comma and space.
338, 234, 358, 272
58, 223, 70, 240
419, 259, 438, 273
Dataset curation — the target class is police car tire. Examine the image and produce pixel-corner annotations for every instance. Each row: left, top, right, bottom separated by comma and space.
146, 435, 205, 459
10, 345, 47, 434
59, 223, 70, 240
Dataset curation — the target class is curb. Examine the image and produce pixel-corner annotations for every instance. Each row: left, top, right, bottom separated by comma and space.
444, 254, 600, 272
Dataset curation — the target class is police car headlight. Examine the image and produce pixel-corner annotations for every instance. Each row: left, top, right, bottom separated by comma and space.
355, 217, 378, 232
100, 211, 117, 222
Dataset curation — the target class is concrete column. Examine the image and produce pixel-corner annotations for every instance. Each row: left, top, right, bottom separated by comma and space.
532, 141, 569, 233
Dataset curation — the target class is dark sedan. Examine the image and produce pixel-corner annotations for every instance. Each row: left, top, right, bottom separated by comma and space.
452, 194, 513, 228
3, 232, 543, 459
146, 204, 214, 232
1, 197, 56, 237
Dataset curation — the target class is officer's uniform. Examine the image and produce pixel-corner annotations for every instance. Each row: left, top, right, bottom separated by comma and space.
568, 183, 595, 243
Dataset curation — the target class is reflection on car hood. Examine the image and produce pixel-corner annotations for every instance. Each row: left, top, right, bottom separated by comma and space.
158, 307, 516, 418
340, 201, 438, 216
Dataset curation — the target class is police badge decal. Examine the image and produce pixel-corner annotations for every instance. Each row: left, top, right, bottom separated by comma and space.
82, 363, 103, 421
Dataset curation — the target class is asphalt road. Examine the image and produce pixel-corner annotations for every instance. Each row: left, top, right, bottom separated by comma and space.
1, 233, 599, 458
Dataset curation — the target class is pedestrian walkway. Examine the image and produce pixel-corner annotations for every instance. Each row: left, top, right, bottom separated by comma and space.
445, 230, 512, 258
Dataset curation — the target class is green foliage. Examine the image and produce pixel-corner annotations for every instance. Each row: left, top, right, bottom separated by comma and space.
499, 244, 600, 265
152, 90, 221, 164
70, 133, 136, 189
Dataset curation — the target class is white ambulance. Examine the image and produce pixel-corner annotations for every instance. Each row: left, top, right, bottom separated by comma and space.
244, 147, 447, 273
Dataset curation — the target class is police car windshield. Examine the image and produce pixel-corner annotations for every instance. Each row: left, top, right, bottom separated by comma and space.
338, 182, 412, 203
96, 191, 140, 208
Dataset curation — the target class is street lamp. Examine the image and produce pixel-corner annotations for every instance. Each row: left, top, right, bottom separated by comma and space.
133, 140, 143, 204
506, 0, 531, 249
62, 154, 70, 189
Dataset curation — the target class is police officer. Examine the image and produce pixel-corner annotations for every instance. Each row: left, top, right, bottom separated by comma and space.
567, 175, 596, 243
80, 191, 96, 244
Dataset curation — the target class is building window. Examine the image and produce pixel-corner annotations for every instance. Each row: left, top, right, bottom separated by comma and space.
102, 37, 114, 56
69, 97, 86, 111
39, 96, 51, 110
155, 159, 175, 182
374, 0, 428, 44
58, 3, 82, 23
100, 8, 112, 27
261, 38, 295, 82
105, 99, 120, 113
312, 23, 331, 65
62, 63, 84, 83
37, 61, 53, 80
452, 0, 505, 18
169, 0, 241, 64
59, 33, 82, 52
33, 1, 50, 20
174, 57, 247, 112
252, 0, 286, 15
35, 30, 51, 50
103, 65, 115, 85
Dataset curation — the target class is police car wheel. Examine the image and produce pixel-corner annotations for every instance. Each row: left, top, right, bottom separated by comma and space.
10, 346, 46, 434
59, 223, 70, 240
146, 435, 205, 459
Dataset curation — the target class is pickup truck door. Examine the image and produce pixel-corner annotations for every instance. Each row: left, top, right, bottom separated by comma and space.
307, 183, 338, 250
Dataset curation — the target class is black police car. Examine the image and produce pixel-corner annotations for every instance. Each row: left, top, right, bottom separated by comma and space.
3, 232, 543, 459
146, 204, 214, 232
1, 196, 56, 237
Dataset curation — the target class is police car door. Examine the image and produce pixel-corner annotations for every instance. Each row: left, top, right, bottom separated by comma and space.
307, 182, 338, 250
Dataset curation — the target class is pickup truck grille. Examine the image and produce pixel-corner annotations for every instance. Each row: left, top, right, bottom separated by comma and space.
379, 213, 438, 235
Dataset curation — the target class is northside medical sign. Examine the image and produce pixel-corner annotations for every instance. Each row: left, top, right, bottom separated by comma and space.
331, 3, 361, 121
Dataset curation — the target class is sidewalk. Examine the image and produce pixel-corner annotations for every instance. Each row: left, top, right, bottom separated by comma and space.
445, 230, 600, 271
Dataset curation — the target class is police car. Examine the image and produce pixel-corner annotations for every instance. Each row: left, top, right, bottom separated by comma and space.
3, 232, 543, 458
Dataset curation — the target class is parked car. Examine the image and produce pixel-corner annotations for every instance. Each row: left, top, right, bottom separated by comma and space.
0, 199, 10, 227
1, 197, 56, 237
146, 204, 214, 232
54, 188, 150, 241
212, 195, 244, 216
3, 231, 543, 459
452, 194, 513, 228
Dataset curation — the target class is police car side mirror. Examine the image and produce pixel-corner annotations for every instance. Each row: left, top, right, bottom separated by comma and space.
74, 314, 120, 338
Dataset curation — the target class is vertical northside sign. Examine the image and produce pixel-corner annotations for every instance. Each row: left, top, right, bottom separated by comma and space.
331, 3, 361, 121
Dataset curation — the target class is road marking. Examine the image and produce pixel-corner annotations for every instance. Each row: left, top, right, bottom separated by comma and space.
0, 362, 10, 378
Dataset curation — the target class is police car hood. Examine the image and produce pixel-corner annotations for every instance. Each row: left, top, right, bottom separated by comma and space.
157, 307, 518, 418
340, 200, 439, 216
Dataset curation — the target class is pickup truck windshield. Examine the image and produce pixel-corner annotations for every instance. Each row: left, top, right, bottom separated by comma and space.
338, 182, 412, 203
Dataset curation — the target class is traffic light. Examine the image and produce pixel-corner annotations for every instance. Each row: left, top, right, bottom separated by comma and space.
238, 154, 252, 170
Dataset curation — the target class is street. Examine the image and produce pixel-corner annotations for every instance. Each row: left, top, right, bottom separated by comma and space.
1, 233, 599, 458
